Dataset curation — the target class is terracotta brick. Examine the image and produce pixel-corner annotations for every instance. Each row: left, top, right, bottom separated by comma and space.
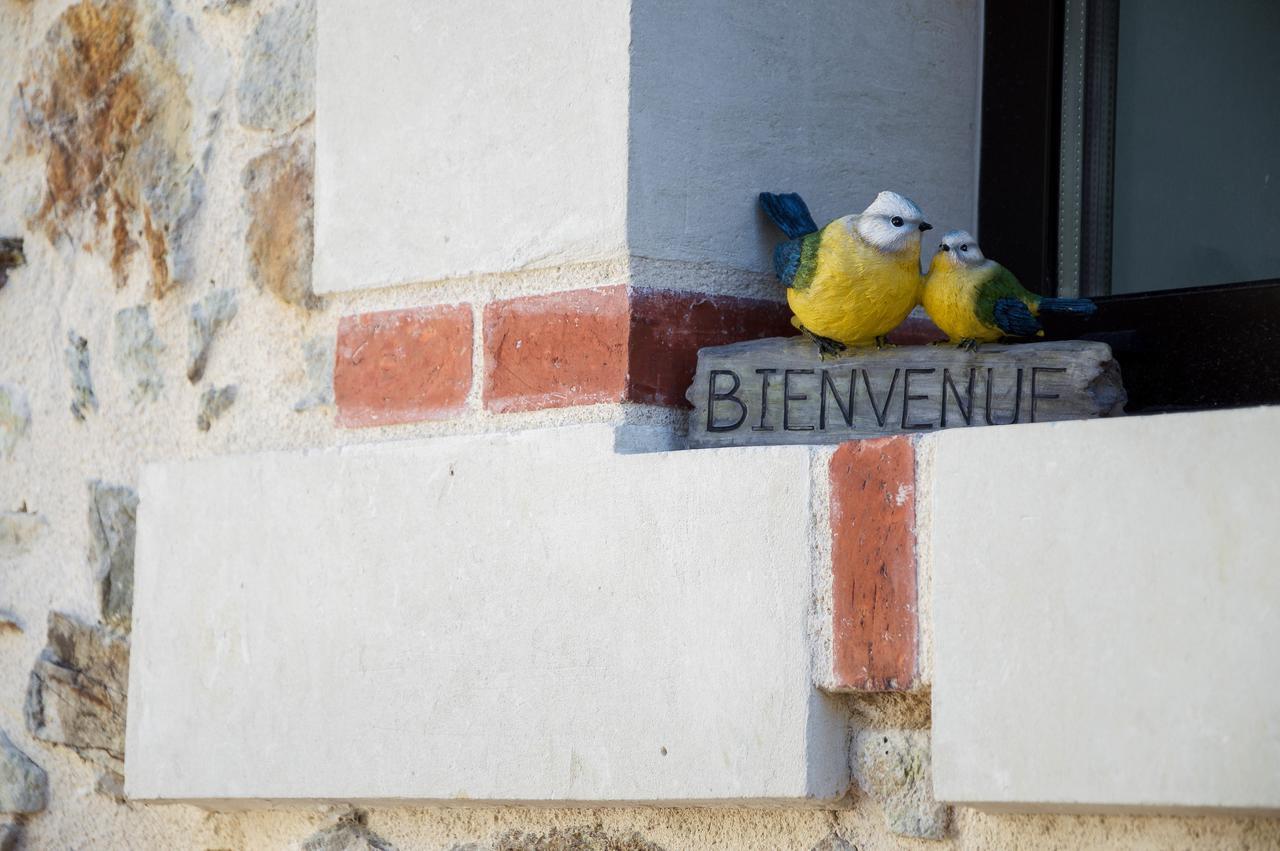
483, 287, 631, 413
335, 304, 473, 428
628, 290, 793, 407
829, 437, 918, 691
482, 286, 793, 413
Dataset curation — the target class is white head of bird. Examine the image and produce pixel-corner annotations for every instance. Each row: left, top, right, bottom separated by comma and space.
935, 230, 987, 268
852, 190, 932, 252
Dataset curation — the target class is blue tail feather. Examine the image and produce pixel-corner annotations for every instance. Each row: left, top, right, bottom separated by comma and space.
1037, 297, 1097, 316
759, 192, 819, 239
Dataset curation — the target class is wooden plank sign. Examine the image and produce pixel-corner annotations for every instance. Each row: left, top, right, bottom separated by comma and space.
685, 337, 1125, 448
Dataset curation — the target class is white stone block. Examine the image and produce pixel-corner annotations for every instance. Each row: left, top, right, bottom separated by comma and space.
315, 0, 631, 292
930, 407, 1280, 813
125, 426, 848, 805
315, 0, 982, 292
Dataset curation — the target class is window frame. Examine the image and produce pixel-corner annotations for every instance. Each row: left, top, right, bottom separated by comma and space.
978, 0, 1280, 414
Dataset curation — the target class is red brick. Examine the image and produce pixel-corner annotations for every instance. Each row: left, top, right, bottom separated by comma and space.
483, 287, 631, 413
482, 286, 793, 413
829, 437, 918, 691
628, 290, 793, 407
335, 304, 473, 428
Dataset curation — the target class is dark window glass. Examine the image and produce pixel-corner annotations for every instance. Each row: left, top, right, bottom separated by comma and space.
1109, 0, 1280, 295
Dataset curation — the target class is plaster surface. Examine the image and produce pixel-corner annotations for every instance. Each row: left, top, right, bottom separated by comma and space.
315, 0, 983, 293
314, 0, 631, 293
628, 0, 982, 275
930, 406, 1280, 813
127, 425, 848, 805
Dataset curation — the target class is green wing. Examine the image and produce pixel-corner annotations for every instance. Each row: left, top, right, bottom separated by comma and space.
974, 265, 1040, 335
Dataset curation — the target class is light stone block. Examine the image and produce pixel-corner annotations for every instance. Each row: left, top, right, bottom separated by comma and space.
125, 426, 849, 805
314, 0, 631, 292
315, 0, 982, 292
930, 406, 1280, 813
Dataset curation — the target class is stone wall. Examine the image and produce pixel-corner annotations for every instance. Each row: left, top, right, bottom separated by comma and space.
0, 0, 1277, 848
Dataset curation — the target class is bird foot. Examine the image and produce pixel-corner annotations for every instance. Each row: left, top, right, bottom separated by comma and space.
957, 338, 981, 352
799, 326, 847, 359
874, 335, 896, 350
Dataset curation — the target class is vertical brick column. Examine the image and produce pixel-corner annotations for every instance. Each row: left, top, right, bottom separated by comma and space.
829, 437, 919, 691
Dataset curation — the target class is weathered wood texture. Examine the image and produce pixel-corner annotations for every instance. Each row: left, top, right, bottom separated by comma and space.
686, 337, 1125, 448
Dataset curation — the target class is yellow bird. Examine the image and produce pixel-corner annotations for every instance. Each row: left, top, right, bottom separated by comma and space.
759, 190, 932, 354
923, 230, 1096, 349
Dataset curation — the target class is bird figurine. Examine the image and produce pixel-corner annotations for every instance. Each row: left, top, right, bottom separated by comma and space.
923, 230, 1096, 350
759, 190, 932, 355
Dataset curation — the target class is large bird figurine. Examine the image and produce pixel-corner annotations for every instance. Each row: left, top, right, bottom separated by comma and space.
759, 190, 932, 355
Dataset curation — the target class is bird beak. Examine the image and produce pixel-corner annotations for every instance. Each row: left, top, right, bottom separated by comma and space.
918, 222, 933, 232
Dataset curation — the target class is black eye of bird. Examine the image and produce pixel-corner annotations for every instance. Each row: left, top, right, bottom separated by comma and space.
891, 216, 904, 227
960, 244, 969, 251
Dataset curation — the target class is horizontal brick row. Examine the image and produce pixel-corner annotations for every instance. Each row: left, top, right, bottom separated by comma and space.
334, 304, 473, 428
334, 285, 793, 427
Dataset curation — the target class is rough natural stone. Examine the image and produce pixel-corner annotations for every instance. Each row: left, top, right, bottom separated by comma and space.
853, 729, 948, 840
0, 822, 20, 851
95, 769, 126, 803
88, 481, 138, 630
0, 238, 24, 290
808, 834, 856, 851
17, 0, 228, 298
25, 611, 129, 766
0, 612, 22, 635
490, 828, 668, 851
446, 829, 668, 851
196, 384, 237, 431
186, 289, 238, 382
113, 306, 164, 403
302, 812, 396, 851
237, 0, 314, 131
0, 385, 31, 458
0, 730, 47, 814
849, 690, 932, 730
65, 331, 98, 420
0, 510, 45, 557
243, 133, 315, 308
203, 0, 248, 11
294, 334, 335, 412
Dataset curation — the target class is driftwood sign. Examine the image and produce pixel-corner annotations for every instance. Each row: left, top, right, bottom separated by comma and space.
685, 337, 1125, 448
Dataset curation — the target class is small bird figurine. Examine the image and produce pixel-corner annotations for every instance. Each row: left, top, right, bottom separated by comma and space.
759, 190, 932, 355
923, 230, 1096, 350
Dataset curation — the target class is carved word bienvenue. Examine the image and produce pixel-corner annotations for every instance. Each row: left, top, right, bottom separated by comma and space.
685, 338, 1125, 448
